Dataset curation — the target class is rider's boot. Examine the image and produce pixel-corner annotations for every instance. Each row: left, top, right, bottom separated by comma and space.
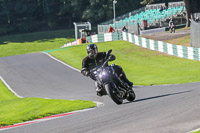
119, 72, 133, 88
96, 88, 103, 97
95, 83, 103, 97
97, 92, 103, 97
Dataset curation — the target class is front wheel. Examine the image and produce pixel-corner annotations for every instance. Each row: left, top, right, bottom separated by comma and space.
105, 84, 123, 105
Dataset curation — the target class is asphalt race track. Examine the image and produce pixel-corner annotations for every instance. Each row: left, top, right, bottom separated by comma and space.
0, 53, 200, 133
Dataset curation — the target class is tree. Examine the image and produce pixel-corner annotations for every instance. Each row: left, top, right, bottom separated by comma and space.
82, 0, 113, 24
141, 0, 159, 5
183, 0, 190, 27
82, 0, 142, 24
4, 0, 195, 35
184, 0, 200, 27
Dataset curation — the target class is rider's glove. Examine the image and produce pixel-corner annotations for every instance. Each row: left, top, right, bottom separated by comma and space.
108, 55, 112, 61
81, 69, 90, 77
84, 71, 90, 76
107, 55, 115, 61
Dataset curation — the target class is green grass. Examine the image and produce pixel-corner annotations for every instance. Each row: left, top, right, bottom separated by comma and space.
175, 26, 190, 31
0, 80, 96, 126
0, 29, 75, 57
50, 40, 200, 85
165, 35, 190, 47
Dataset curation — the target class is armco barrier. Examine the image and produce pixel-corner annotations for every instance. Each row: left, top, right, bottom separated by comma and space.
61, 40, 79, 48
122, 32, 200, 61
86, 32, 122, 43
85, 32, 200, 61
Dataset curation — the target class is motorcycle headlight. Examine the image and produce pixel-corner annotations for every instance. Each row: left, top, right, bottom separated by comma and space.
102, 72, 106, 75
99, 74, 102, 78
99, 71, 106, 78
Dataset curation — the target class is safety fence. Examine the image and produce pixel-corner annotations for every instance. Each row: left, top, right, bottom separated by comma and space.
122, 32, 200, 61
61, 40, 80, 48
86, 32, 122, 43
85, 32, 200, 61
61, 32, 123, 47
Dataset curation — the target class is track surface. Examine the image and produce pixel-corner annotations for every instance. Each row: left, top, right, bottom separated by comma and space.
142, 29, 190, 41
0, 53, 200, 133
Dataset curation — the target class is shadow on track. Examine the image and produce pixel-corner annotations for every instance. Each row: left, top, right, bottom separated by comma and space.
124, 90, 193, 104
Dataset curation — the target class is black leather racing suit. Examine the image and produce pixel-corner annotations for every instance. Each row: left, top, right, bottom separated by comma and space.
82, 52, 114, 74
82, 52, 133, 93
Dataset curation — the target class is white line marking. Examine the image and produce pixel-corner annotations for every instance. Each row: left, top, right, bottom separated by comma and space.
42, 52, 81, 72
0, 76, 23, 98
93, 101, 104, 107
188, 128, 200, 133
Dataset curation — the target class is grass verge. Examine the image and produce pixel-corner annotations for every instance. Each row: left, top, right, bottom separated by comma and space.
0, 29, 74, 57
0, 80, 96, 126
50, 40, 200, 85
175, 27, 190, 31
165, 35, 190, 47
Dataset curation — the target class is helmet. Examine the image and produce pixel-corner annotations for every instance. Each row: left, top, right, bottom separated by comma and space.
87, 44, 98, 58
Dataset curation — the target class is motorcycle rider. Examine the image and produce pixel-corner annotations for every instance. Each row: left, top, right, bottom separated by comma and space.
169, 19, 175, 33
81, 44, 133, 96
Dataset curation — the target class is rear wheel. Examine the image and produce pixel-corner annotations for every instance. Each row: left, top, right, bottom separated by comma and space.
126, 89, 136, 102
105, 84, 123, 105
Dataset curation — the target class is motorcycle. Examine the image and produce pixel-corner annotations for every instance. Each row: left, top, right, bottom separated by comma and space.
169, 25, 175, 33
82, 50, 136, 105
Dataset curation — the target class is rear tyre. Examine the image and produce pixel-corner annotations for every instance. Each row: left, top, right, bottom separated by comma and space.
105, 84, 123, 105
126, 89, 136, 102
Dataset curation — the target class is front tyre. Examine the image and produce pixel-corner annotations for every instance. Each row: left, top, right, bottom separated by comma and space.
105, 84, 123, 105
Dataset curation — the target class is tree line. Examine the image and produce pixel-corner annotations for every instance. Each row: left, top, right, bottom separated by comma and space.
0, 0, 144, 35
0, 0, 198, 35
